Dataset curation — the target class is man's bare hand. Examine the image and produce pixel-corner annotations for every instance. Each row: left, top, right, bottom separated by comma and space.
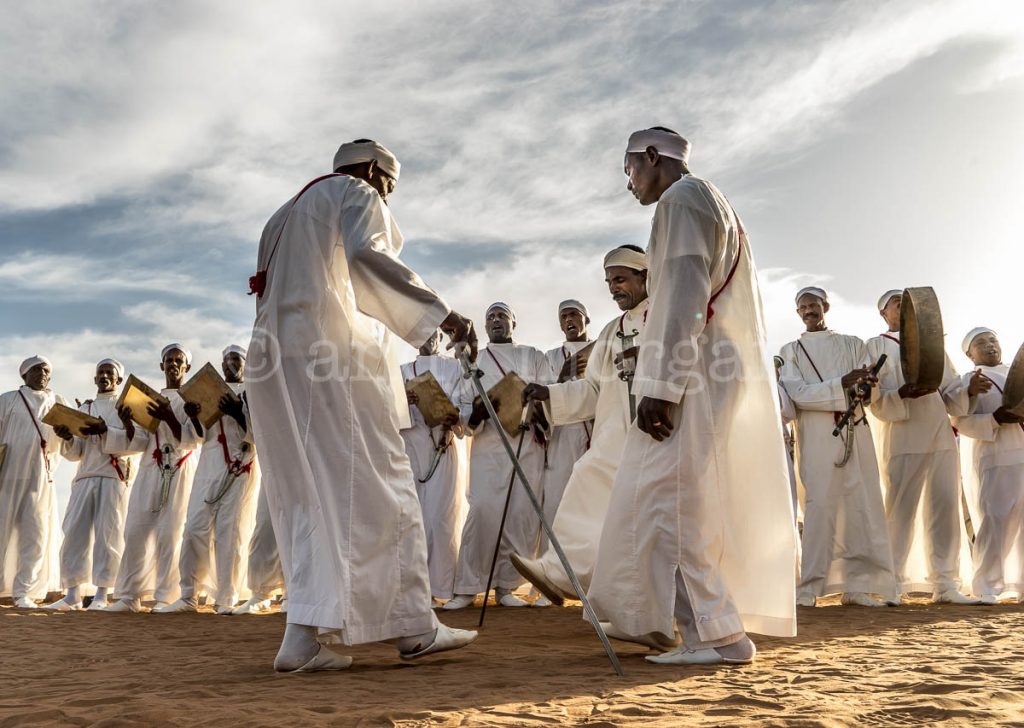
53, 424, 74, 442
81, 421, 108, 436
442, 412, 460, 428
841, 368, 877, 390
614, 347, 639, 371
116, 405, 136, 441
898, 383, 935, 399
468, 397, 498, 428
522, 384, 550, 406
441, 311, 478, 363
183, 401, 201, 420
993, 406, 1024, 425
968, 370, 993, 397
406, 389, 419, 406
637, 397, 675, 442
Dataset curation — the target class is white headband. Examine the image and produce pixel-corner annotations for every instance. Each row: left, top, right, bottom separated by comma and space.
161, 343, 192, 366
795, 286, 829, 305
603, 247, 648, 271
625, 128, 691, 165
877, 289, 903, 312
19, 355, 52, 378
96, 358, 124, 380
558, 299, 588, 318
222, 345, 247, 360
962, 327, 996, 354
486, 302, 516, 323
333, 140, 400, 180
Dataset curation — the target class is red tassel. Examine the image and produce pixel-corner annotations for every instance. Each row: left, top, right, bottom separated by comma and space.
248, 270, 267, 297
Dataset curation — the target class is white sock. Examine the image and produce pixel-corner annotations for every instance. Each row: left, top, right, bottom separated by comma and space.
274, 624, 319, 671
65, 586, 81, 604
93, 587, 109, 601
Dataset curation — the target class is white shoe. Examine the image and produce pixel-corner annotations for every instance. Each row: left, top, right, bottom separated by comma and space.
932, 590, 981, 605
796, 593, 816, 607
601, 622, 679, 651
978, 594, 998, 605
14, 596, 37, 609
152, 598, 197, 614
103, 599, 141, 613
86, 599, 109, 611
442, 594, 475, 611
43, 598, 82, 611
841, 592, 886, 607
646, 646, 723, 665
279, 598, 288, 613
497, 593, 529, 607
215, 604, 235, 615
400, 623, 478, 660
532, 595, 553, 608
231, 597, 272, 615
278, 646, 354, 673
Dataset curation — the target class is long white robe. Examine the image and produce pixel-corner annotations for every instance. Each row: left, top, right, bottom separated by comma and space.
532, 300, 648, 595
453, 342, 551, 594
780, 330, 898, 600
400, 355, 469, 600
538, 342, 593, 552
0, 386, 66, 600
952, 364, 1024, 597
247, 174, 448, 642
177, 383, 260, 607
58, 392, 138, 590
245, 487, 284, 600
589, 174, 797, 644
866, 333, 973, 594
109, 388, 201, 603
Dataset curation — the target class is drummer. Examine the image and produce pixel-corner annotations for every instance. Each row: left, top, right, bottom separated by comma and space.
866, 290, 981, 604
952, 328, 1024, 604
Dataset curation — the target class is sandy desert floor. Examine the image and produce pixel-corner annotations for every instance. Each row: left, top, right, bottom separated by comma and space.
1, 595, 1023, 727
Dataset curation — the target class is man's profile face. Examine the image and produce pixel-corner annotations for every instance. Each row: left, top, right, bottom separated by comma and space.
624, 151, 660, 206
796, 294, 828, 332
486, 309, 514, 343
881, 295, 902, 331
22, 363, 51, 391
160, 349, 190, 383
968, 333, 1002, 367
605, 266, 647, 311
420, 329, 443, 356
559, 309, 587, 341
223, 352, 245, 383
94, 364, 121, 394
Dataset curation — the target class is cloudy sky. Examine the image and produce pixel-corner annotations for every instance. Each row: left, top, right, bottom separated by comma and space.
2, 0, 1023, 501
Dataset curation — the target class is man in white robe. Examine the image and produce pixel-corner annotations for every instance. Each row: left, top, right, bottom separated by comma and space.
0, 356, 66, 608
953, 327, 1024, 603
443, 302, 553, 610
780, 287, 899, 607
158, 345, 260, 614
536, 300, 593, 577
44, 359, 137, 611
513, 246, 649, 606
400, 330, 469, 604
246, 139, 478, 672
589, 127, 797, 665
231, 486, 285, 614
866, 290, 979, 603
104, 344, 203, 612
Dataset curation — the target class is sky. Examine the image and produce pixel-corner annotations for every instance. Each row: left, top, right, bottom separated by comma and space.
2, 0, 1023, 505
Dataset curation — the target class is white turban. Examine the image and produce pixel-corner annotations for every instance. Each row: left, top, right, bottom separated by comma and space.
222, 345, 247, 360
96, 358, 125, 380
161, 343, 192, 366
962, 327, 997, 355
558, 299, 588, 318
19, 355, 52, 378
625, 128, 691, 165
486, 301, 516, 323
603, 247, 648, 271
877, 289, 903, 312
333, 140, 400, 180
795, 286, 829, 305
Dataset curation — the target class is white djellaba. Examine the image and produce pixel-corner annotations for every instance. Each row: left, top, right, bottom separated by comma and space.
0, 357, 66, 606
589, 154, 798, 658
399, 353, 469, 601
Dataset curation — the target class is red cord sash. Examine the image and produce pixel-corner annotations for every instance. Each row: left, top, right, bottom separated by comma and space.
217, 420, 253, 475
248, 172, 348, 297
17, 390, 50, 478
705, 238, 743, 323
152, 431, 193, 470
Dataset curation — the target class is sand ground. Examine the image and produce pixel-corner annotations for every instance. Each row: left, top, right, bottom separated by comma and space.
1, 596, 1023, 727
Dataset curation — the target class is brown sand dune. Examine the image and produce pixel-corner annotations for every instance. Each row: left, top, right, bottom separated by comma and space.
1, 596, 1023, 726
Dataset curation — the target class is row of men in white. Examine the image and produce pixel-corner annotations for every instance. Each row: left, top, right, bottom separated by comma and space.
0, 347, 284, 614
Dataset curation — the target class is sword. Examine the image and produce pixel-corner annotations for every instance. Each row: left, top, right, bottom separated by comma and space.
417, 426, 453, 484
205, 443, 252, 504
458, 349, 624, 677
153, 444, 175, 513
617, 328, 639, 422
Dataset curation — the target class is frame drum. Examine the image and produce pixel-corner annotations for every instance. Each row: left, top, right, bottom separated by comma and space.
899, 287, 945, 391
